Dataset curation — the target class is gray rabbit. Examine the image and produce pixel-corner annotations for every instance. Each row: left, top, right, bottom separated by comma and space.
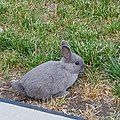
12, 41, 84, 100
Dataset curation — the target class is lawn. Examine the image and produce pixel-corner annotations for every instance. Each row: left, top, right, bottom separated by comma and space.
0, 0, 120, 120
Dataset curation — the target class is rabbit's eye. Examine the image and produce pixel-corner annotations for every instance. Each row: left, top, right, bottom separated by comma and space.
75, 61, 79, 65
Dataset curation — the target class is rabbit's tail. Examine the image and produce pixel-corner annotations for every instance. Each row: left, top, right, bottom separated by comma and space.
11, 80, 26, 96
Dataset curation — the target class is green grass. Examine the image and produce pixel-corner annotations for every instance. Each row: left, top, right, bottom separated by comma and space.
103, 57, 120, 96
104, 57, 120, 81
0, 0, 120, 96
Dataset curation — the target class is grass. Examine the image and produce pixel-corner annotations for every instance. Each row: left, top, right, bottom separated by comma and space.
103, 57, 120, 96
0, 0, 120, 119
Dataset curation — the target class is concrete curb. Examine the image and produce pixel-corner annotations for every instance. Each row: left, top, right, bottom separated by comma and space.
0, 98, 84, 120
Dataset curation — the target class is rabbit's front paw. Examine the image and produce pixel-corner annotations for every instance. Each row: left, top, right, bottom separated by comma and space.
53, 91, 70, 98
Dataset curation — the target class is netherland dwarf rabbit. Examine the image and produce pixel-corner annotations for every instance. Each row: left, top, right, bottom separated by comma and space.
12, 41, 84, 100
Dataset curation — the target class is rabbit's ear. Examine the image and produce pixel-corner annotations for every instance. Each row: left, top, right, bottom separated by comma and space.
61, 40, 69, 47
61, 41, 71, 62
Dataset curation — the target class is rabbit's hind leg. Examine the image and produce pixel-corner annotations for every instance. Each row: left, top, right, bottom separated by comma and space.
53, 91, 69, 98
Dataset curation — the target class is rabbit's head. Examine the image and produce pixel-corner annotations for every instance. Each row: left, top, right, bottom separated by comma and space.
60, 40, 84, 74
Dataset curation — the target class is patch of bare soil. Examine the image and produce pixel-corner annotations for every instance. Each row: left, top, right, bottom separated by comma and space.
0, 71, 120, 120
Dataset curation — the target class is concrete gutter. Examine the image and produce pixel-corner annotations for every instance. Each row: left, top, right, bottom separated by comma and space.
0, 98, 84, 120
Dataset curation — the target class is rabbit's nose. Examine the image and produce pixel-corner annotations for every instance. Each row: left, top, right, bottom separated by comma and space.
79, 71, 84, 77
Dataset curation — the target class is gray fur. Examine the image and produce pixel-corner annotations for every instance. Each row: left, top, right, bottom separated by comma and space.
11, 41, 84, 100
